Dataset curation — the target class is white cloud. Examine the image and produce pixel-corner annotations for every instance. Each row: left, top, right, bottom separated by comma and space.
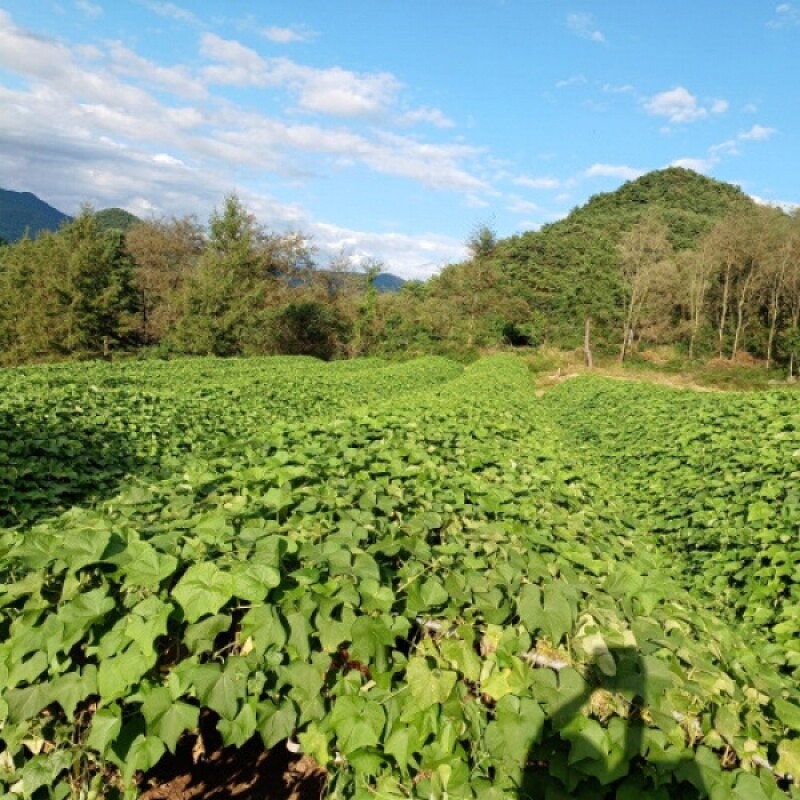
514, 175, 560, 190
767, 3, 800, 27
464, 194, 490, 209
292, 64, 402, 117
75, 0, 102, 18
743, 103, 758, 113
675, 123, 777, 178
755, 197, 800, 214
602, 83, 635, 94
709, 139, 739, 158
261, 25, 317, 44
584, 163, 643, 181
0, 11, 73, 81
108, 41, 208, 100
311, 222, 466, 279
711, 98, 729, 114
566, 13, 605, 43
153, 152, 186, 167
671, 157, 714, 173
0, 10, 491, 277
507, 196, 540, 214
400, 107, 455, 129
740, 123, 777, 141
200, 34, 402, 117
361, 133, 487, 192
555, 74, 587, 89
644, 86, 710, 124
140, 1, 199, 25
200, 33, 270, 85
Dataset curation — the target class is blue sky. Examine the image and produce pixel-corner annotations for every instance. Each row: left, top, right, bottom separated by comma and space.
0, 2, 797, 278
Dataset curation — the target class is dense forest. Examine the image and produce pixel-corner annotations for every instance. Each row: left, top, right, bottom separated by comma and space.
1, 167, 799, 371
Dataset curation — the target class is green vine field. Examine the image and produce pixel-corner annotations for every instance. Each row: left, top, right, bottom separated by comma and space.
1, 355, 800, 799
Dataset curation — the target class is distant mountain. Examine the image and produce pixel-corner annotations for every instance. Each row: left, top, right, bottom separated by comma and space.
0, 188, 71, 243
95, 207, 141, 232
374, 272, 406, 292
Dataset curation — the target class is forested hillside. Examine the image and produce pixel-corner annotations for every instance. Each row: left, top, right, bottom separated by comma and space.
373, 167, 799, 367
0, 188, 71, 243
95, 207, 142, 233
494, 167, 756, 351
1, 169, 798, 370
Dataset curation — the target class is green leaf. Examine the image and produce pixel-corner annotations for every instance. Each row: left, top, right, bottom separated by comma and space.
286, 611, 311, 661
733, 772, 772, 800
97, 645, 155, 702
258, 700, 297, 749
172, 563, 234, 623
7, 650, 48, 688
384, 725, 419, 773
58, 587, 115, 646
195, 661, 247, 721
239, 605, 286, 654
774, 697, 800, 732
122, 540, 179, 588
228, 562, 281, 603
579, 631, 616, 677
62, 527, 111, 572
184, 613, 233, 656
331, 695, 385, 755
5, 681, 52, 723
485, 695, 544, 770
481, 666, 515, 701
348, 615, 394, 673
19, 751, 72, 797
439, 637, 482, 683
297, 723, 330, 767
141, 687, 199, 752
420, 578, 449, 608
125, 596, 172, 658
87, 706, 122, 756
218, 702, 258, 748
561, 715, 610, 765
263, 486, 293, 512
122, 735, 166, 786
776, 738, 800, 782
405, 657, 457, 711
51, 665, 98, 718
542, 583, 573, 644
352, 553, 381, 583
517, 583, 543, 632
747, 500, 774, 524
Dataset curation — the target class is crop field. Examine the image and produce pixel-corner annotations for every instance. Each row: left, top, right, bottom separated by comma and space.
1, 355, 800, 799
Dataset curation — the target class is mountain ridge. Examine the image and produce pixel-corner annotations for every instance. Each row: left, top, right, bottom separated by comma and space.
0, 188, 72, 243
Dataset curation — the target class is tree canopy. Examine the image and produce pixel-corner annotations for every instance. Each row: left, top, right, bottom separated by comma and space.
2, 170, 799, 370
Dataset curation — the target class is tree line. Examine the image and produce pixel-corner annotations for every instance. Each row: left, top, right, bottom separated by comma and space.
2, 170, 800, 372
611, 205, 800, 372
0, 195, 380, 364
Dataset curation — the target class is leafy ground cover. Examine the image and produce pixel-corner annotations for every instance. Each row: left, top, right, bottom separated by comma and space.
1, 356, 799, 799
541, 378, 800, 675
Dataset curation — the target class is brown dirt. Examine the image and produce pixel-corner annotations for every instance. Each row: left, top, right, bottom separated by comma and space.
138, 713, 327, 800
534, 367, 720, 395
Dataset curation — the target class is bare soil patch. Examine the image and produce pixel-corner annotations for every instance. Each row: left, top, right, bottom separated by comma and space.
138, 713, 326, 800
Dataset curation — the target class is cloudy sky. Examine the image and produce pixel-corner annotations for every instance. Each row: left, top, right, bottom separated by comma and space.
0, 2, 797, 278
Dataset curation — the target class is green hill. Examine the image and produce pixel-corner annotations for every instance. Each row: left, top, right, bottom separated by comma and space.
94, 207, 141, 233
0, 188, 71, 242
496, 167, 759, 348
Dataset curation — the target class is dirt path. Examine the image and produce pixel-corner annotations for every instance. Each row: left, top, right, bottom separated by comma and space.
533, 367, 721, 396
